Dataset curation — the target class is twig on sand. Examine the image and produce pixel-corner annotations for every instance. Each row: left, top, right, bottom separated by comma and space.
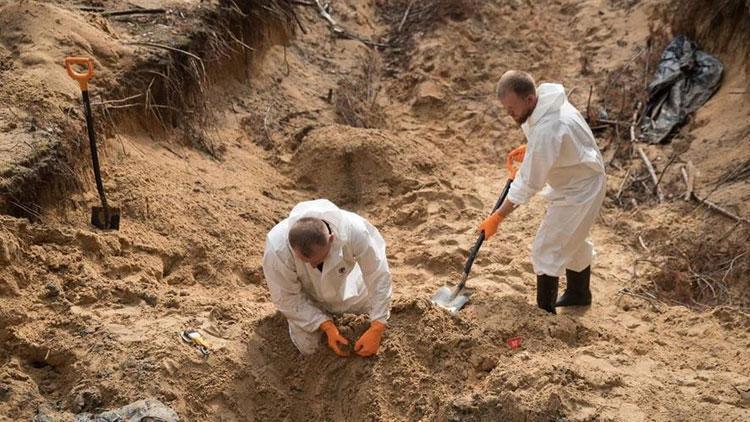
628, 102, 641, 146
9, 198, 41, 221
227, 30, 255, 52
163, 145, 185, 160
681, 163, 694, 201
680, 162, 749, 224
101, 8, 166, 17
127, 42, 206, 76
313, 1, 388, 48
638, 235, 650, 253
722, 251, 748, 283
654, 154, 679, 192
616, 287, 662, 312
263, 104, 273, 144
616, 169, 631, 201
693, 195, 750, 225
398, 1, 415, 32
288, 0, 315, 6
92, 94, 144, 106
636, 146, 664, 202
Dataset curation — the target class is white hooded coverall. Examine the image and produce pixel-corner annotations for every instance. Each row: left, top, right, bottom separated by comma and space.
262, 199, 392, 354
507, 83, 606, 277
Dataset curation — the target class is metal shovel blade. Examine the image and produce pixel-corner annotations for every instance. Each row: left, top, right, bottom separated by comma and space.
91, 206, 121, 230
430, 285, 471, 313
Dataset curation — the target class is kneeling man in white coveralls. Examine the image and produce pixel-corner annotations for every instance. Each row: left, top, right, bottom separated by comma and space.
479, 70, 606, 314
263, 199, 392, 357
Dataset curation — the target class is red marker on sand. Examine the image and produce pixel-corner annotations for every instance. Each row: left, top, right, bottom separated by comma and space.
507, 336, 523, 349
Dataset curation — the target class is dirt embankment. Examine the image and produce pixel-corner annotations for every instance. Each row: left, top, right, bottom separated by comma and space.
1, 0, 749, 421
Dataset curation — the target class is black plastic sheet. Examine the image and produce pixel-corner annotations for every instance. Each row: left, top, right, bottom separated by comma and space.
640, 35, 724, 144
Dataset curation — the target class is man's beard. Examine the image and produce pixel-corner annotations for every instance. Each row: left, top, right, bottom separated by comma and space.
515, 107, 533, 125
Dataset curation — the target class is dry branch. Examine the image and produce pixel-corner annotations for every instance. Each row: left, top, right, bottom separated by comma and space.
101, 8, 167, 17
636, 146, 665, 202
398, 1, 416, 32
313, 0, 388, 48
691, 195, 750, 225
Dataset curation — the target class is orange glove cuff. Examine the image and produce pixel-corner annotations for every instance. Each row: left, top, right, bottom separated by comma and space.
320, 320, 336, 334
370, 321, 386, 333
506, 145, 526, 179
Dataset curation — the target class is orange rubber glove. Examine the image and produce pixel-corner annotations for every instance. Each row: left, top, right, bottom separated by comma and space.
320, 320, 349, 357
354, 321, 386, 357
506, 145, 526, 179
477, 212, 503, 240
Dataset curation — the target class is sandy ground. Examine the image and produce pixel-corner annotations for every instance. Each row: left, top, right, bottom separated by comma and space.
1, 0, 749, 421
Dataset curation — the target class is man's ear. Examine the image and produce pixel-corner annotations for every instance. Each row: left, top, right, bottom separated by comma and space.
328, 234, 335, 243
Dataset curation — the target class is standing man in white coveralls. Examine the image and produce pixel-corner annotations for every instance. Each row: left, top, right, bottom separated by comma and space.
263, 199, 392, 357
478, 70, 606, 314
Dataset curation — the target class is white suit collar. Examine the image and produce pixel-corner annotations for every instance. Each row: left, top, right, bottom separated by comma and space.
526, 83, 567, 129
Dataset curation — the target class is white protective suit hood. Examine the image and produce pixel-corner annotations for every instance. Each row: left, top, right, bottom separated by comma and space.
525, 83, 566, 128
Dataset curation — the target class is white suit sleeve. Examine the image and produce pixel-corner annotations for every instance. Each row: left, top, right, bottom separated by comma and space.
351, 224, 392, 324
507, 124, 562, 205
263, 247, 329, 333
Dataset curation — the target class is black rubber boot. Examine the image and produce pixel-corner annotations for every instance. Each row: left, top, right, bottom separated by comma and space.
536, 274, 559, 314
556, 266, 592, 307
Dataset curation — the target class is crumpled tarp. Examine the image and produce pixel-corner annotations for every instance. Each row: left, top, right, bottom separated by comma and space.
640, 35, 723, 144
74, 399, 179, 422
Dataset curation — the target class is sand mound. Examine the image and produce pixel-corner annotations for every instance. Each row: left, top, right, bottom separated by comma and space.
291, 125, 446, 206
214, 296, 597, 421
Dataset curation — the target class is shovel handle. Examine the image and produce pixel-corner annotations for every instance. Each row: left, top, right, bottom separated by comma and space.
459, 179, 513, 289
64, 56, 94, 91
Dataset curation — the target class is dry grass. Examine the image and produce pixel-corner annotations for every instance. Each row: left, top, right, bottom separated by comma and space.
376, 0, 481, 73
650, 226, 750, 310
109, 0, 299, 159
334, 52, 386, 129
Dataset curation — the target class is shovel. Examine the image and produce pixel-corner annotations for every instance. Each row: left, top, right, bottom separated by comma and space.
431, 149, 522, 312
65, 57, 120, 230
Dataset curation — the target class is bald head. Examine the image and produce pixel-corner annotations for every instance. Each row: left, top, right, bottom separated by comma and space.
494, 70, 537, 125
289, 217, 329, 258
495, 70, 536, 99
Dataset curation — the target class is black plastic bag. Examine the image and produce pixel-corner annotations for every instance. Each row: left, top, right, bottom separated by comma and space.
640, 35, 723, 144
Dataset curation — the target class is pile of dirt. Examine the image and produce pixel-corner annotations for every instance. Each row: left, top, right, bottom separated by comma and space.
221, 296, 591, 421
291, 124, 446, 206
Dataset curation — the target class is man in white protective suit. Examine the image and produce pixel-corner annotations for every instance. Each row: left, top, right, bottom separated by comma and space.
262, 199, 392, 357
478, 70, 606, 314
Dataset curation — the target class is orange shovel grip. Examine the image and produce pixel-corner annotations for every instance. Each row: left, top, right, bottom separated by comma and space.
64, 56, 94, 91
